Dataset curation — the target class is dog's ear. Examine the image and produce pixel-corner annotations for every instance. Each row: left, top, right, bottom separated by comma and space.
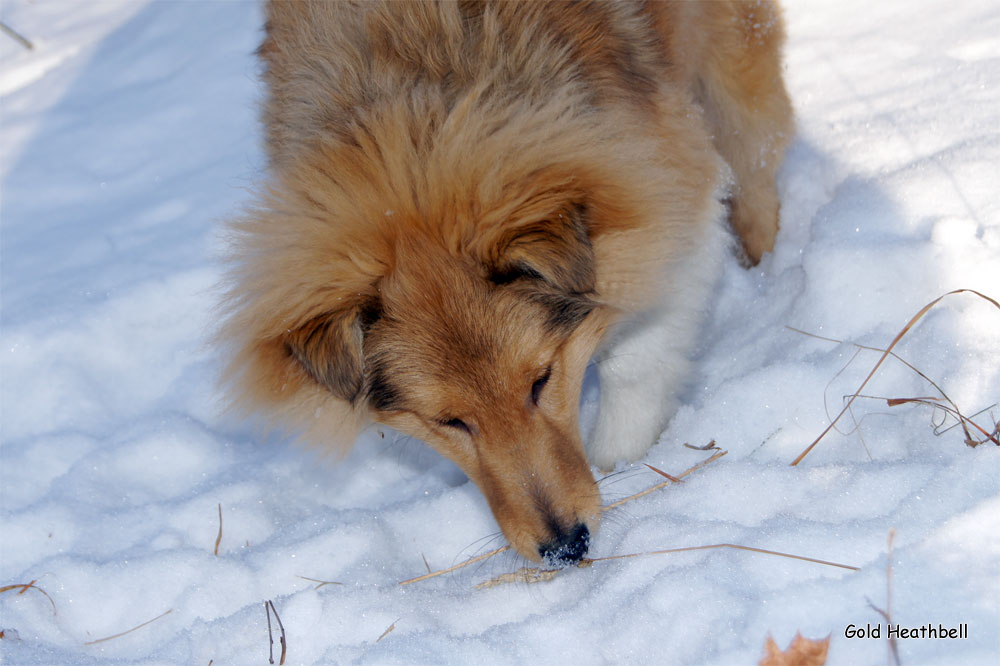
491, 203, 595, 295
283, 299, 380, 404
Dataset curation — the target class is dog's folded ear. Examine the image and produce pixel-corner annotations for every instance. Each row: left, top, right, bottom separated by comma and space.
283, 299, 380, 404
492, 203, 596, 296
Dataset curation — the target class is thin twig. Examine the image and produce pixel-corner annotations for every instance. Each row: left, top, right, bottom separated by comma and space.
851, 394, 998, 446
83, 609, 173, 645
376, 618, 400, 643
295, 575, 343, 590
644, 463, 682, 483
399, 450, 728, 585
0, 21, 33, 50
603, 449, 728, 511
475, 541, 859, 590
791, 289, 1000, 465
866, 530, 901, 666
214, 503, 223, 556
791, 323, 998, 447
265, 601, 274, 664
265, 600, 287, 665
584, 542, 859, 571
399, 545, 510, 586
0, 580, 57, 615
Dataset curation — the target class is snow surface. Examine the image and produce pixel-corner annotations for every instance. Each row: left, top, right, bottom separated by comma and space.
1, 0, 998, 664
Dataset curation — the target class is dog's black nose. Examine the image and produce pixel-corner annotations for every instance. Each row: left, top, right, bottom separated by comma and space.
539, 522, 590, 568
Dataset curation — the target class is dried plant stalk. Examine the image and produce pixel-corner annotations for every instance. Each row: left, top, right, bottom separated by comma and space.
376, 618, 400, 642
0, 580, 58, 615
0, 22, 33, 50
399, 449, 727, 585
603, 449, 727, 511
214, 503, 223, 556
296, 575, 343, 589
476, 566, 562, 589
792, 289, 999, 465
83, 609, 173, 646
474, 542, 858, 591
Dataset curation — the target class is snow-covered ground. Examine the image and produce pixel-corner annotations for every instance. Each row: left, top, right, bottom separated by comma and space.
1, 1, 998, 664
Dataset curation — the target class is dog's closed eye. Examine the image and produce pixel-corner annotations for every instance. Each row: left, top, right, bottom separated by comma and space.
531, 366, 552, 406
439, 417, 472, 435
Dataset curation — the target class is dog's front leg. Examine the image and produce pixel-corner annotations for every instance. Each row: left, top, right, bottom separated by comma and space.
586, 306, 698, 471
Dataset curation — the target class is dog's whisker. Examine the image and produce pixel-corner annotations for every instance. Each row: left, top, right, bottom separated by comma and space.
457, 531, 506, 561
596, 468, 647, 487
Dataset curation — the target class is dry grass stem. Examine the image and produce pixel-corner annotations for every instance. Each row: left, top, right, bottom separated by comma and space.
475, 542, 859, 590
585, 543, 859, 572
791, 289, 1000, 465
603, 449, 728, 511
83, 609, 173, 646
476, 566, 563, 589
265, 600, 287, 665
399, 545, 510, 586
0, 22, 33, 50
684, 439, 720, 451
644, 463, 682, 482
0, 580, 57, 615
376, 618, 400, 643
867, 530, 901, 666
214, 503, 223, 556
399, 449, 727, 585
296, 575, 343, 589
853, 394, 998, 446
792, 320, 999, 448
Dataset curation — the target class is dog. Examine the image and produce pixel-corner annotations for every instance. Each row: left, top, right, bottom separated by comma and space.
219, 0, 792, 567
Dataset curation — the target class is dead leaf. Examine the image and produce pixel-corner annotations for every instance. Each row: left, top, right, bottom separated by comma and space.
759, 633, 830, 666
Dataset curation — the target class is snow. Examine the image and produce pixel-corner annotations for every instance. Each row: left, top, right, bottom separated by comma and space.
1, 0, 998, 664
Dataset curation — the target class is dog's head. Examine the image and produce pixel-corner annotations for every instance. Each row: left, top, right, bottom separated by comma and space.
281, 202, 609, 565
224, 80, 708, 564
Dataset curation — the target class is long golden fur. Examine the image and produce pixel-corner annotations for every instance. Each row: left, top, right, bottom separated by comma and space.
220, 0, 792, 565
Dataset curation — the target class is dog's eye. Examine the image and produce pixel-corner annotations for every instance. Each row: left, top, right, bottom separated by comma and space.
440, 417, 471, 435
531, 366, 551, 406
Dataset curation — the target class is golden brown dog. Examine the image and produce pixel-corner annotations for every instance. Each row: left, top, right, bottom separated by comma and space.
219, 0, 792, 566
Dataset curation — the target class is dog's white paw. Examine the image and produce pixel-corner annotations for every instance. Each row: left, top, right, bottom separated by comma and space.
586, 383, 674, 471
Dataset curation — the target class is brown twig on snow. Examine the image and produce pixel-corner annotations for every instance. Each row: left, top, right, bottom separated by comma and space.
603, 449, 727, 511
398, 450, 727, 585
295, 575, 343, 590
0, 21, 33, 50
851, 394, 998, 447
214, 503, 223, 556
474, 542, 859, 590
790, 322, 999, 449
399, 544, 509, 586
265, 600, 287, 665
0, 580, 58, 616
584, 543, 859, 572
791, 289, 1000, 466
644, 463, 682, 483
684, 439, 720, 451
376, 618, 400, 643
866, 530, 901, 666
83, 609, 173, 646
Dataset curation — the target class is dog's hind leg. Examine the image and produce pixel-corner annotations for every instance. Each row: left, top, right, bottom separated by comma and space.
694, 0, 794, 265
649, 0, 794, 265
